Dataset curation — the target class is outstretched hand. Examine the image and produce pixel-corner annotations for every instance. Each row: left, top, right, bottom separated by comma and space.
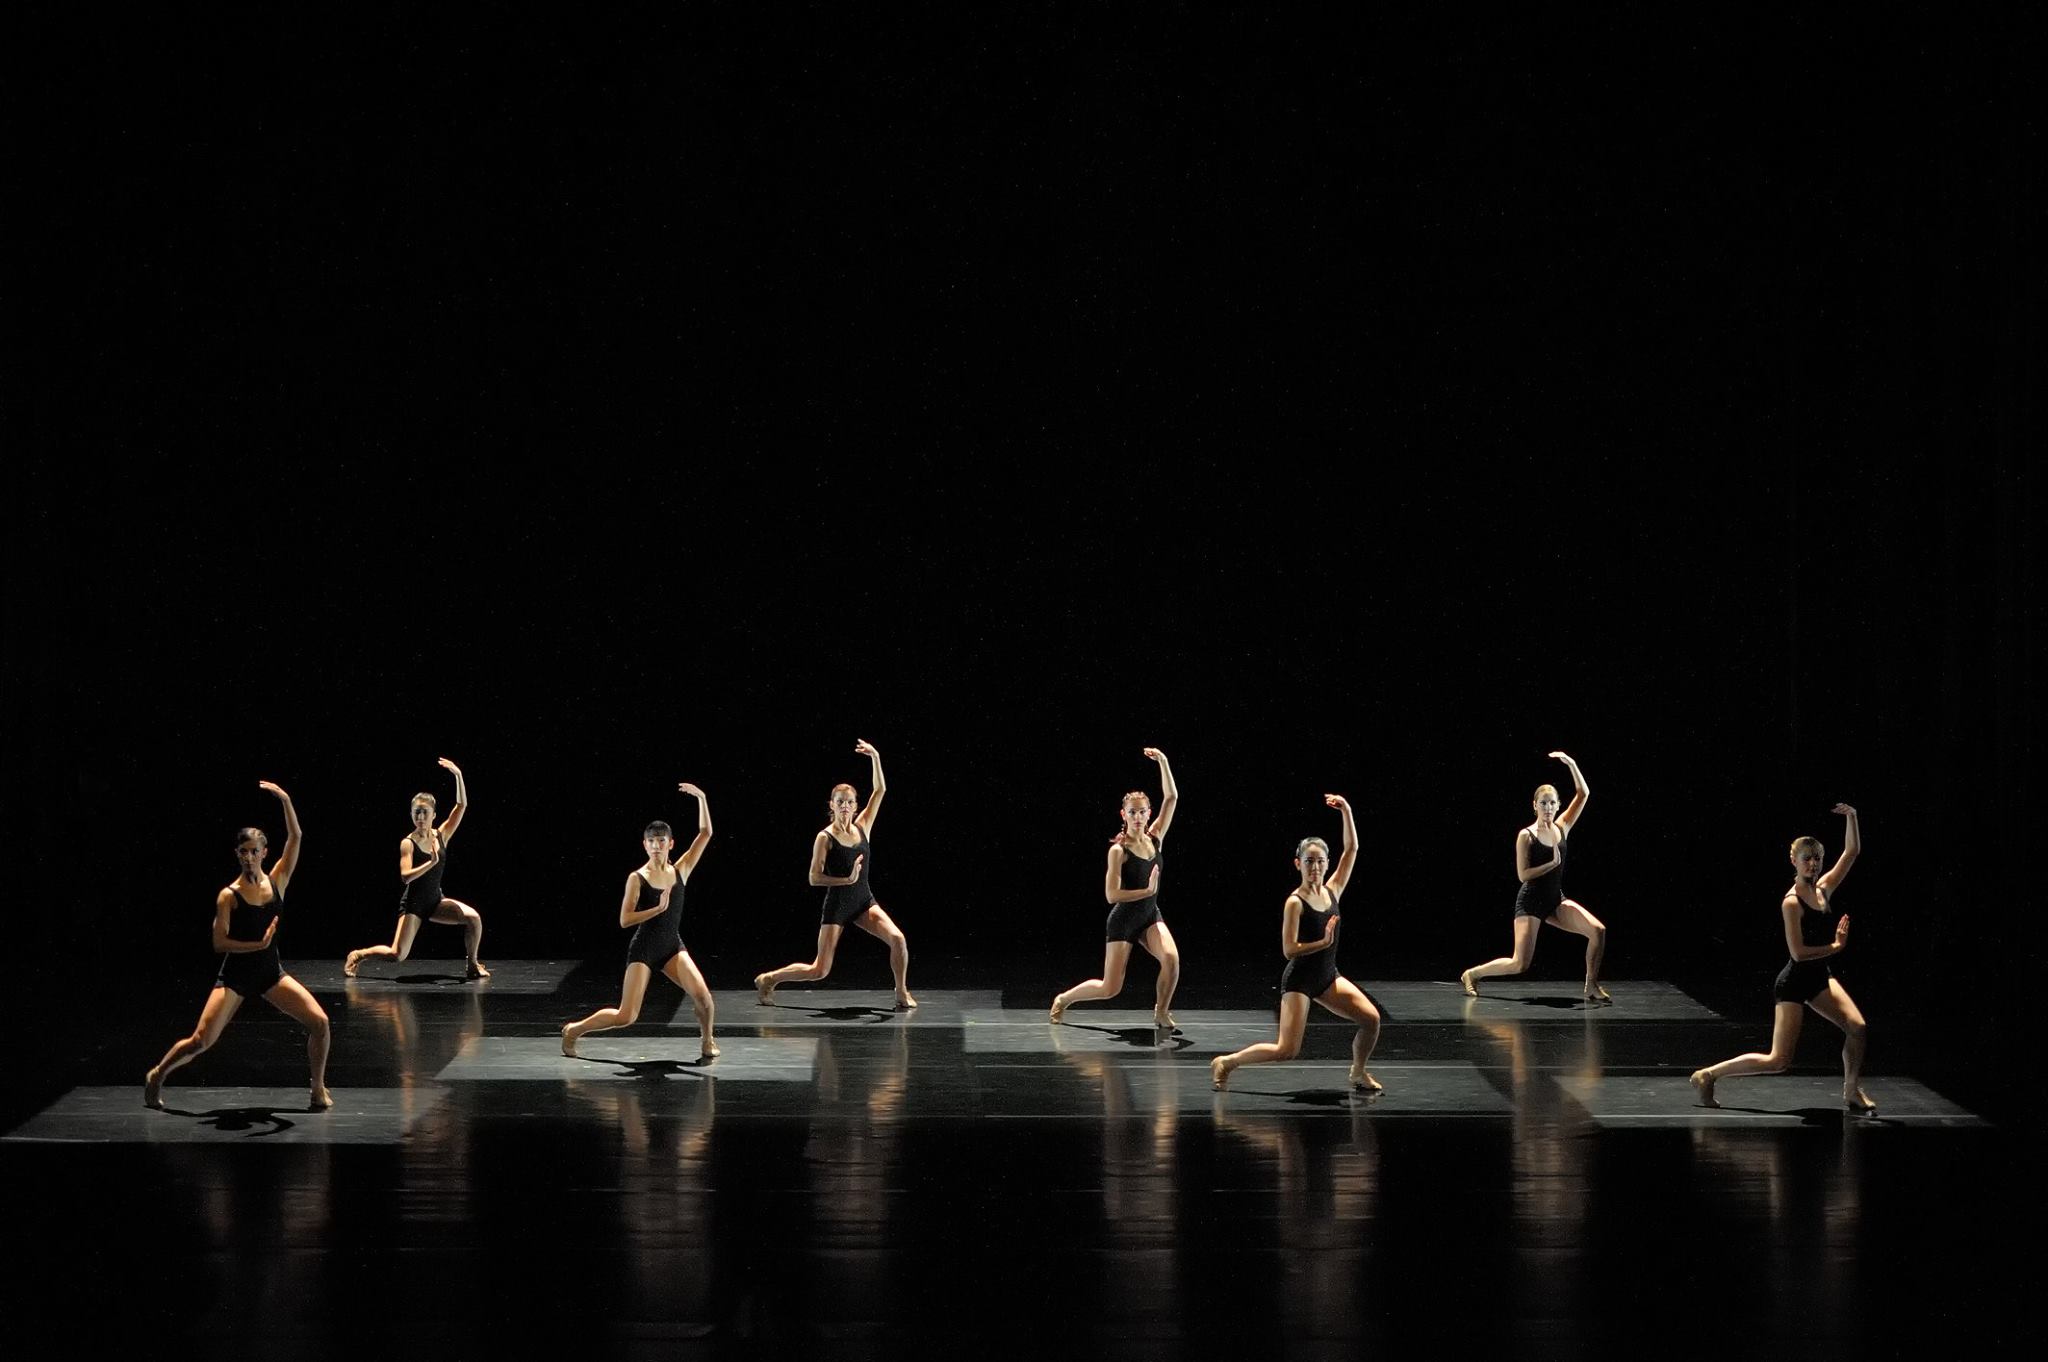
677, 781, 706, 799
1324, 793, 1349, 811
438, 757, 462, 773
258, 781, 290, 800
1832, 802, 1858, 817
1143, 747, 1167, 763
855, 739, 879, 758
1548, 750, 1577, 765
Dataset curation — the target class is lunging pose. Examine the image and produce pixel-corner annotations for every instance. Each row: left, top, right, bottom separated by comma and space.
562, 783, 719, 1058
1050, 748, 1183, 1029
346, 758, 489, 980
145, 782, 333, 1111
1212, 795, 1382, 1093
1460, 751, 1610, 1002
754, 741, 916, 1009
1691, 804, 1874, 1114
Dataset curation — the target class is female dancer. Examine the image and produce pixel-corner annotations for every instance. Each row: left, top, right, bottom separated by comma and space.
1050, 748, 1183, 1029
345, 758, 489, 980
1691, 805, 1874, 1114
1459, 751, 1610, 1003
1212, 795, 1382, 1092
754, 740, 916, 1009
145, 782, 332, 1110
562, 783, 719, 1058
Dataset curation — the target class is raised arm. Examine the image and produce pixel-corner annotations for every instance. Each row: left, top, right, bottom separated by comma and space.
1516, 829, 1563, 884
1324, 794, 1359, 896
212, 888, 278, 953
1551, 752, 1589, 830
1144, 748, 1178, 839
809, 832, 864, 887
438, 758, 468, 839
1819, 803, 1860, 893
675, 782, 713, 877
1104, 844, 1160, 904
854, 740, 885, 832
258, 781, 302, 890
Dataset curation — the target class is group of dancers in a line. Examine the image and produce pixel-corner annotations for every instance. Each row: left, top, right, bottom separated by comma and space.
143, 745, 1878, 1117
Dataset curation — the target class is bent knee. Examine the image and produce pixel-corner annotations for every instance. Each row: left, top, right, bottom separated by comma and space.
1762, 1054, 1794, 1073
1275, 1042, 1302, 1062
810, 958, 835, 980
1159, 950, 1182, 971
886, 930, 906, 950
1100, 972, 1127, 994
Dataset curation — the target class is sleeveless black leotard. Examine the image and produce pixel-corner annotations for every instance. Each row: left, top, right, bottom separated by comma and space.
401, 834, 447, 920
626, 867, 684, 971
820, 827, 876, 927
1279, 888, 1341, 998
216, 881, 285, 998
1104, 836, 1165, 944
1513, 827, 1565, 920
1772, 885, 1836, 1004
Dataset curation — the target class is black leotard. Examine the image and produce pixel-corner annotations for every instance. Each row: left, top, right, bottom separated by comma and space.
1279, 888, 1340, 998
626, 868, 684, 971
1513, 826, 1565, 920
216, 881, 285, 998
1104, 836, 1165, 944
820, 826, 875, 927
1772, 885, 1836, 1004
401, 834, 447, 920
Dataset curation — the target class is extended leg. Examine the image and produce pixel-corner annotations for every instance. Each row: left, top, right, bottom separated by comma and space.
562, 964, 654, 1055
1050, 942, 1134, 1021
1461, 916, 1541, 995
1212, 993, 1311, 1089
145, 987, 243, 1107
754, 925, 845, 1003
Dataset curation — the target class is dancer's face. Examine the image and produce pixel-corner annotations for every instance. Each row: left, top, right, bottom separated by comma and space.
643, 834, 673, 859
236, 837, 268, 875
829, 791, 858, 823
1297, 848, 1329, 886
1122, 799, 1152, 836
1532, 791, 1560, 821
1791, 845, 1825, 881
411, 803, 434, 830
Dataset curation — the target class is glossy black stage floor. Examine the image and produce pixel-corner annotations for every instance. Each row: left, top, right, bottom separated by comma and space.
4, 965, 2020, 1358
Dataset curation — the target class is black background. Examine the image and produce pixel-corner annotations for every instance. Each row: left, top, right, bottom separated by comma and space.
7, 11, 2035, 1096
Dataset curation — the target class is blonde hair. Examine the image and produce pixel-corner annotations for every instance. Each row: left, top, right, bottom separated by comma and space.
828, 783, 858, 804
1532, 784, 1559, 804
1789, 835, 1823, 859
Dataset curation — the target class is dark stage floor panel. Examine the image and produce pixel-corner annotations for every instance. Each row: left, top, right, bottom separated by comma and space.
2, 972, 2017, 1355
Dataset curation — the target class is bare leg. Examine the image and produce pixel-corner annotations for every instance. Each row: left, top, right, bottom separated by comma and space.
1318, 977, 1385, 1092
664, 951, 720, 1059
263, 975, 333, 1109
346, 915, 422, 977
855, 905, 917, 1008
754, 925, 845, 1003
1550, 900, 1609, 1001
1691, 1002, 1805, 1107
1050, 942, 1133, 1021
145, 987, 243, 1107
1140, 922, 1181, 1028
1212, 993, 1311, 1089
562, 964, 653, 1055
434, 898, 488, 978
1808, 981, 1874, 1112
1461, 916, 1541, 995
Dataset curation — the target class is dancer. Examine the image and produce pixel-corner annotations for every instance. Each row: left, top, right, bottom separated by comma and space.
1691, 805, 1874, 1114
1212, 796, 1382, 1092
345, 758, 489, 980
562, 783, 719, 1058
1050, 748, 1183, 1029
145, 782, 332, 1110
1459, 751, 1609, 1002
754, 740, 916, 1009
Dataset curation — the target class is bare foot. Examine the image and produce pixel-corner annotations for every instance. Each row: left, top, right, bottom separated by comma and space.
1153, 1010, 1178, 1031
466, 961, 491, 980
143, 1068, 165, 1110
1584, 985, 1611, 1004
700, 1039, 721, 1060
1048, 995, 1068, 1024
1210, 1056, 1233, 1091
1690, 1069, 1718, 1108
895, 992, 919, 1010
560, 1025, 579, 1058
753, 973, 775, 1006
1350, 1067, 1384, 1094
1459, 969, 1478, 998
1844, 1088, 1877, 1115
309, 1088, 334, 1111
343, 950, 364, 978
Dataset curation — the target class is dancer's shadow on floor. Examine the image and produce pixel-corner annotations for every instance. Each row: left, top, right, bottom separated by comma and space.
159, 1105, 304, 1136
759, 1003, 905, 1024
1711, 1103, 1890, 1127
1057, 1023, 1192, 1051
579, 1057, 716, 1081
1285, 1089, 1383, 1109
